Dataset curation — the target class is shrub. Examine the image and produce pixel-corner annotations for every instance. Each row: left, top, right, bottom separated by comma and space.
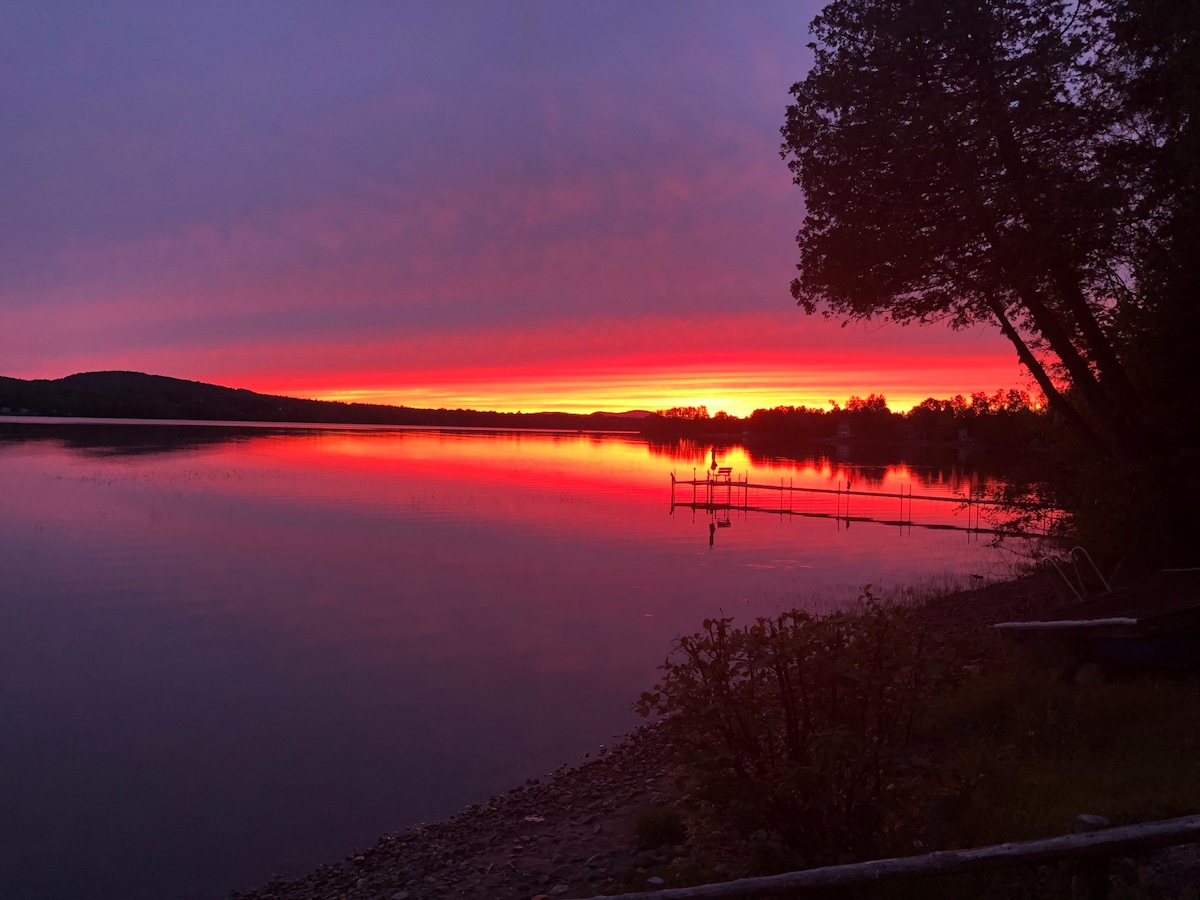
636, 592, 962, 866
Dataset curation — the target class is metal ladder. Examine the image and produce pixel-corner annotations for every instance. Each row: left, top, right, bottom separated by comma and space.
1048, 546, 1113, 601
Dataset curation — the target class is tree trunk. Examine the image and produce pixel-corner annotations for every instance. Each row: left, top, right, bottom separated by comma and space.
963, 1, 1144, 457
984, 295, 1111, 459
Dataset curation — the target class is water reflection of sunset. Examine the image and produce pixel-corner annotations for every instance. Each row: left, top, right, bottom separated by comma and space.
152, 429, 995, 542
233, 429, 990, 498
2, 424, 1018, 900
3, 428, 995, 552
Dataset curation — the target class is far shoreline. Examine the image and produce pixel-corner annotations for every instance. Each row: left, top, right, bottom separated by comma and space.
0, 414, 641, 436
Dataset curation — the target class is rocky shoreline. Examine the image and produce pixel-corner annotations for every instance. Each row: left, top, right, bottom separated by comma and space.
234, 722, 684, 900
231, 572, 1105, 900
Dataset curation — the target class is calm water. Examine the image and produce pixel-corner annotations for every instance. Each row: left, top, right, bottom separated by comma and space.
0, 421, 1017, 900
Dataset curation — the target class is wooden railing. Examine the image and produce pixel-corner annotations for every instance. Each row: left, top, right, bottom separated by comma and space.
584, 813, 1200, 900
669, 470, 1060, 537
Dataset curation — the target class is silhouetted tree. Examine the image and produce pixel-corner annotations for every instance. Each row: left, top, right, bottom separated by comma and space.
844, 393, 894, 440
658, 406, 711, 421
782, 0, 1198, 562
1104, 0, 1200, 440
781, 0, 1151, 459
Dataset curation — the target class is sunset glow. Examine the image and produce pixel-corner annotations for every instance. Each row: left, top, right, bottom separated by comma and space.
238, 313, 1025, 416
289, 356, 1023, 417
1, 1, 1027, 416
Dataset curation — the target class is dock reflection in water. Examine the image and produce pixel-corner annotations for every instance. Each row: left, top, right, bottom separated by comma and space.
671, 466, 1060, 539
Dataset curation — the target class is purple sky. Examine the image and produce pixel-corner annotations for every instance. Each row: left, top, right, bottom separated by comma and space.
1, 1, 1025, 414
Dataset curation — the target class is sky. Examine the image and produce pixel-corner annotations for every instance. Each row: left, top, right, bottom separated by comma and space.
0, 0, 1029, 416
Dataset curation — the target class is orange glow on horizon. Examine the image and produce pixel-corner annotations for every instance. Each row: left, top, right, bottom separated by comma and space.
16, 308, 1031, 418
255, 359, 1030, 418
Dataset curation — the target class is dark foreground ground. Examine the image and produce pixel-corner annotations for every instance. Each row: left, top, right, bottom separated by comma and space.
235, 571, 1198, 900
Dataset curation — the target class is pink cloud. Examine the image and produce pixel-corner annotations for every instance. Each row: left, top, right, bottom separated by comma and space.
0, 1, 1024, 417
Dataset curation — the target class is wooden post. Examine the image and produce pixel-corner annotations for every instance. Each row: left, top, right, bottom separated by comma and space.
1072, 814, 1111, 900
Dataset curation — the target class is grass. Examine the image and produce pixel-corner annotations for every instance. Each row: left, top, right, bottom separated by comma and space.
642, 594, 1200, 897
877, 664, 1200, 899
924, 665, 1200, 846
787, 570, 1009, 617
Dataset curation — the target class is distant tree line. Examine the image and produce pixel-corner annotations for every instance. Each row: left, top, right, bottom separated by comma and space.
2, 372, 1056, 456
646, 390, 1044, 449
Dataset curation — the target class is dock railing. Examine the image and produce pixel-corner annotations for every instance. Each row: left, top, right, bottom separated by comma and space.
584, 813, 1200, 899
670, 469, 1060, 538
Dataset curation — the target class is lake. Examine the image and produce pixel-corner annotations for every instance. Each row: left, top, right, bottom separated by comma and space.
0, 421, 1020, 899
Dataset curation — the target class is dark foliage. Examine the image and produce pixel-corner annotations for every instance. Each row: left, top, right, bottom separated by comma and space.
781, 0, 1199, 564
637, 595, 963, 868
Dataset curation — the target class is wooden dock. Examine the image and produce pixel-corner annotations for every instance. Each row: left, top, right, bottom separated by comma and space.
670, 470, 1058, 537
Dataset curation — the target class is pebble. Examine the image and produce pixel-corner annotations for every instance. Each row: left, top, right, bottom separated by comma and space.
231, 724, 677, 900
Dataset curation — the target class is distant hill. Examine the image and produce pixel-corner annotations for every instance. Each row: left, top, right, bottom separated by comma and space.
604, 409, 655, 418
0, 371, 642, 431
